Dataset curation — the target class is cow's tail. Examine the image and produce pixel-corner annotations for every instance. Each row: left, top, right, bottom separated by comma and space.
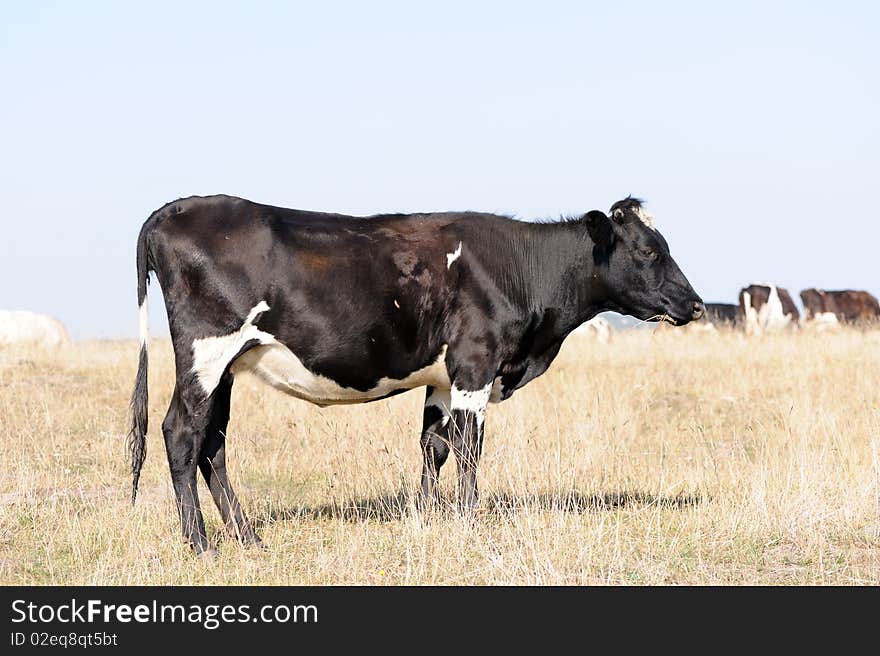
128, 217, 154, 505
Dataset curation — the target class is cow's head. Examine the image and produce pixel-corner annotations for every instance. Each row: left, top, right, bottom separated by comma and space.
584, 197, 704, 325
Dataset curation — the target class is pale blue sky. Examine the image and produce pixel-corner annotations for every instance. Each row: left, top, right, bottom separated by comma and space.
2, 2, 878, 338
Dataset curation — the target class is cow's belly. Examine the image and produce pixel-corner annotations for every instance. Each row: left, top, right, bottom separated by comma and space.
231, 342, 450, 406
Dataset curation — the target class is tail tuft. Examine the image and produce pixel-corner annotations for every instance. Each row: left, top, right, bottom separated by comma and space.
128, 342, 148, 504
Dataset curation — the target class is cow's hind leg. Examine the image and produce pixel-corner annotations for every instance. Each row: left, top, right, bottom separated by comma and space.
162, 384, 214, 556
419, 387, 452, 508
198, 375, 262, 547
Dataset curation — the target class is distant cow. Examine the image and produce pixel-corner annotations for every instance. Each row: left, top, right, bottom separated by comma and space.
800, 289, 880, 325
702, 303, 739, 327
572, 315, 612, 343
128, 194, 704, 555
0, 311, 70, 347
739, 284, 799, 335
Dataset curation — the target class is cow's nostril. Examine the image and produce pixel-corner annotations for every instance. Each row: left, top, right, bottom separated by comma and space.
692, 301, 705, 320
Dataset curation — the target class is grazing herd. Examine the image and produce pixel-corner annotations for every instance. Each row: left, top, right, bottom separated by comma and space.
698, 284, 879, 334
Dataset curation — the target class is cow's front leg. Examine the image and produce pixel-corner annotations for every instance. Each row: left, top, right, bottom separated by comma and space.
449, 380, 492, 514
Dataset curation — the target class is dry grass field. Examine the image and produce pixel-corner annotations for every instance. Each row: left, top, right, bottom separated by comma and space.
1, 328, 879, 585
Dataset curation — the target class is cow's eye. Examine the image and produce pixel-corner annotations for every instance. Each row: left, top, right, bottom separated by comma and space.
640, 247, 656, 259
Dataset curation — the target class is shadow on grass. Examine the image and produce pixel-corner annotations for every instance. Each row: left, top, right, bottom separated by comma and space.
260, 490, 413, 526
489, 490, 705, 513
258, 489, 707, 526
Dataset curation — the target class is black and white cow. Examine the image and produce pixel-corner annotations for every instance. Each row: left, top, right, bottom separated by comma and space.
702, 303, 739, 327
128, 195, 704, 555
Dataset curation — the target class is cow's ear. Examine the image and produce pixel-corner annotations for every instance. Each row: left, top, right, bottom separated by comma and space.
584, 210, 614, 249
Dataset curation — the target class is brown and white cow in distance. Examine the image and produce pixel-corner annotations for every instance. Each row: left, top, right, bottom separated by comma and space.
738, 284, 799, 336
800, 289, 880, 326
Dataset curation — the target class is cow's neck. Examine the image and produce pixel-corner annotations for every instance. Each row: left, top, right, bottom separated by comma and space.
500, 220, 610, 337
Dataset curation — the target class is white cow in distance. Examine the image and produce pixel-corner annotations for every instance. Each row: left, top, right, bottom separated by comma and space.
572, 315, 612, 343
0, 311, 71, 347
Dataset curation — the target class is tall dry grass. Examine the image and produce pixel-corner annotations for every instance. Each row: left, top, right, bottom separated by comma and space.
1, 328, 879, 584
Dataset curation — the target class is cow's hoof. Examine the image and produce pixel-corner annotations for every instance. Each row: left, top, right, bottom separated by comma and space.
455, 504, 479, 521
415, 496, 438, 514
195, 545, 219, 560
226, 525, 265, 548
243, 535, 265, 550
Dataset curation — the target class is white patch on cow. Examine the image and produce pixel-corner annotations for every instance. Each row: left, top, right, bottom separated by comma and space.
232, 339, 451, 406
191, 301, 273, 395
0, 311, 70, 347
743, 285, 793, 336
425, 387, 452, 427
138, 298, 149, 347
446, 242, 462, 269
633, 206, 656, 230
802, 311, 839, 333
742, 291, 759, 336
759, 285, 791, 332
451, 381, 492, 427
